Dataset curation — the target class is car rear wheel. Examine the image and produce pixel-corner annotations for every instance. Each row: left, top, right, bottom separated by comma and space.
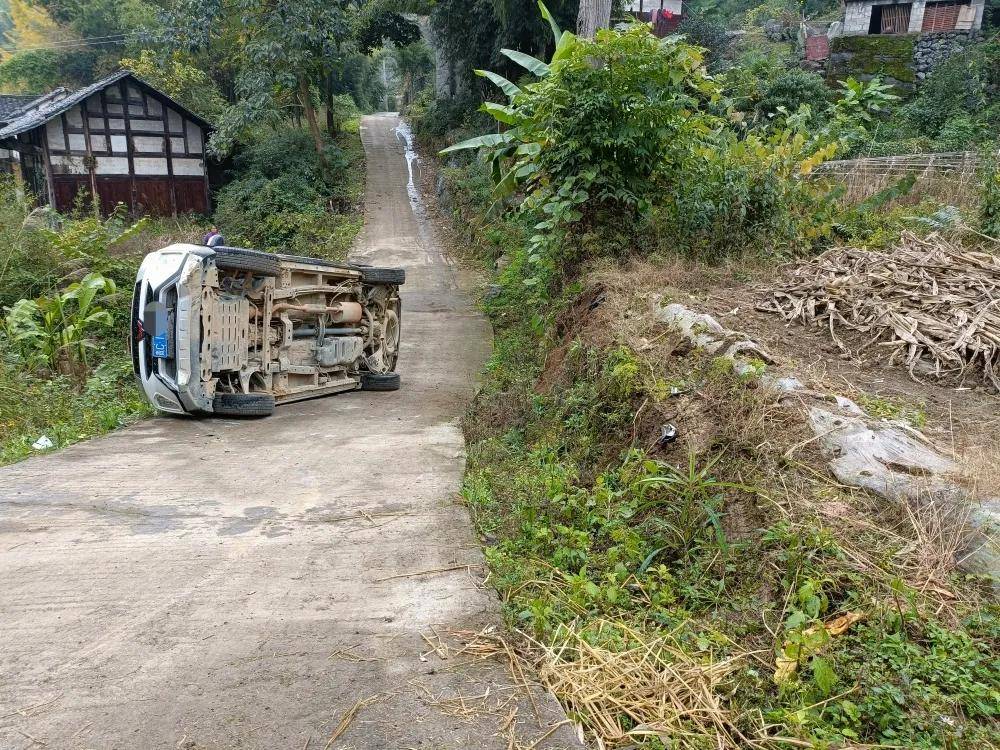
361, 372, 401, 391
213, 247, 280, 277
212, 392, 275, 417
359, 266, 405, 285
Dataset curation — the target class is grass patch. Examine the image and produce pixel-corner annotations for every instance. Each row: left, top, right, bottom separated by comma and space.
856, 392, 928, 428
0, 355, 153, 464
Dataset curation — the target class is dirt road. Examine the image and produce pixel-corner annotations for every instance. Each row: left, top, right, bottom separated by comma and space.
0, 114, 578, 749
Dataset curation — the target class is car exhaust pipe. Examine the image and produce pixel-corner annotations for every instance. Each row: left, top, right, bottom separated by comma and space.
272, 301, 363, 323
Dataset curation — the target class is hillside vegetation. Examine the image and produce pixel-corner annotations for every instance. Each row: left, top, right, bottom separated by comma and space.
415, 8, 999, 749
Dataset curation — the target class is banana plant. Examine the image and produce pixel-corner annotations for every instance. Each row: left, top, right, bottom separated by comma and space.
4, 272, 117, 374
439, 1, 578, 211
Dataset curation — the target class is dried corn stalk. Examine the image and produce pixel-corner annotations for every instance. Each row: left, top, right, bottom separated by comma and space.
760, 232, 1000, 391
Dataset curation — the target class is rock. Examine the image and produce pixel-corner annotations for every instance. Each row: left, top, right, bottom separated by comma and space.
808, 407, 999, 577
763, 19, 783, 41
656, 300, 999, 579
775, 376, 805, 392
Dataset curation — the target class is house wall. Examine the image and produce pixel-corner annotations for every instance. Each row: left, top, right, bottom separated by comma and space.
42, 80, 209, 216
842, 0, 984, 36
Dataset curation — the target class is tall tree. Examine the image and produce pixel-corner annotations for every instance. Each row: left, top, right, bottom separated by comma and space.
575, 0, 611, 38
164, 0, 353, 168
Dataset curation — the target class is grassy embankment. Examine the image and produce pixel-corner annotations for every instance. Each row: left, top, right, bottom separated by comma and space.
429, 152, 999, 749
0, 122, 365, 464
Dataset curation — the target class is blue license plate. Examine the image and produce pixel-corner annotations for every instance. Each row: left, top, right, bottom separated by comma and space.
152, 333, 168, 358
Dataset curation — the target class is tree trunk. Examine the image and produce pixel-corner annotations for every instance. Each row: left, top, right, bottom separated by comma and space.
325, 74, 335, 136
402, 71, 413, 106
299, 78, 329, 174
576, 0, 613, 38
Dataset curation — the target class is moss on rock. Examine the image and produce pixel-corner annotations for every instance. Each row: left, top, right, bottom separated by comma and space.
829, 34, 917, 87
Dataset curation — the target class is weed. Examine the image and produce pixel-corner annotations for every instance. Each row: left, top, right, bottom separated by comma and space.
857, 392, 927, 428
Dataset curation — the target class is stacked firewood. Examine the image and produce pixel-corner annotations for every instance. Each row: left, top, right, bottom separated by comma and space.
760, 232, 1000, 391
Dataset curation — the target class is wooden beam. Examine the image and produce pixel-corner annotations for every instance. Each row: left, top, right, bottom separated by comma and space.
59, 112, 70, 153
80, 98, 99, 213
99, 89, 111, 154
119, 80, 137, 213
161, 98, 177, 217
39, 126, 55, 209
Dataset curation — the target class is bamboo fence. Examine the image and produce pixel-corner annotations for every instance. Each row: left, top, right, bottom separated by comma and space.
812, 151, 981, 207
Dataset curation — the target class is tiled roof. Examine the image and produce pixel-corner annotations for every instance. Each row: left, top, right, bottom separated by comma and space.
0, 94, 45, 121
0, 70, 211, 140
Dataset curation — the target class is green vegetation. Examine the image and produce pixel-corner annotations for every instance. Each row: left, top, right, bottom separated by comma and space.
214, 121, 365, 258
854, 393, 927, 428
425, 8, 999, 747
0, 181, 189, 463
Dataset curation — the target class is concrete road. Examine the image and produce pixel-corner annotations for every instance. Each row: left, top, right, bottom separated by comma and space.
0, 114, 580, 750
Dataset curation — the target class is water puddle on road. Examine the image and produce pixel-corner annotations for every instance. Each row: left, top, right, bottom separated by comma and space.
394, 119, 424, 217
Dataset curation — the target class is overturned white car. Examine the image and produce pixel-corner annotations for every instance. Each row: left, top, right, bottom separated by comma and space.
131, 243, 403, 417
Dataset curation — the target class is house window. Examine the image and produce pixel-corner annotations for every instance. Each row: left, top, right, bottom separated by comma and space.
922, 2, 969, 31
869, 3, 913, 34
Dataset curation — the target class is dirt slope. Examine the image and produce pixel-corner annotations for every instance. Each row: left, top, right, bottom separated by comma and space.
0, 114, 579, 750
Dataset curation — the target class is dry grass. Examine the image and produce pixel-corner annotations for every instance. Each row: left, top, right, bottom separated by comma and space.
955, 438, 1000, 499
524, 620, 764, 750
812, 151, 980, 206
902, 496, 975, 589
441, 623, 776, 750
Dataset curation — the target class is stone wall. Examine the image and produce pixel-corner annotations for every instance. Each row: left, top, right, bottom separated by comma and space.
913, 30, 977, 79
828, 34, 917, 93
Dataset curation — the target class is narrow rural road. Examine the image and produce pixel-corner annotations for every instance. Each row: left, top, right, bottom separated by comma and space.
0, 114, 579, 750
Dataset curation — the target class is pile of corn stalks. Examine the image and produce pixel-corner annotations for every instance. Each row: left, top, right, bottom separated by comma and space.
760, 232, 1000, 390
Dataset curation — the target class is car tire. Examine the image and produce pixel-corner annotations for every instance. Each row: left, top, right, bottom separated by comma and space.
212, 392, 275, 417
213, 247, 281, 277
359, 266, 405, 285
360, 372, 401, 391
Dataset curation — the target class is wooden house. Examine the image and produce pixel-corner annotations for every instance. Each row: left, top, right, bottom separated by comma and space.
841, 0, 984, 35
0, 71, 212, 216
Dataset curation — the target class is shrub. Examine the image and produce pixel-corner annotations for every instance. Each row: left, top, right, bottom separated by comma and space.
896, 39, 998, 146
934, 115, 988, 151
4, 272, 117, 375
407, 90, 487, 144
445, 16, 837, 275
0, 177, 60, 309
658, 130, 838, 259
676, 14, 731, 70
213, 126, 356, 254
446, 24, 723, 225
757, 68, 831, 123
980, 149, 1000, 238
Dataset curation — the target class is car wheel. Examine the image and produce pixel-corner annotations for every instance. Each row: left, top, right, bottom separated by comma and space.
213, 247, 281, 277
359, 266, 405, 285
212, 392, 275, 417
360, 372, 401, 391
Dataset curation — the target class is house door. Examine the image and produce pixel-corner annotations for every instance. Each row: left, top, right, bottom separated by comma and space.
20, 152, 48, 205
869, 3, 912, 33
